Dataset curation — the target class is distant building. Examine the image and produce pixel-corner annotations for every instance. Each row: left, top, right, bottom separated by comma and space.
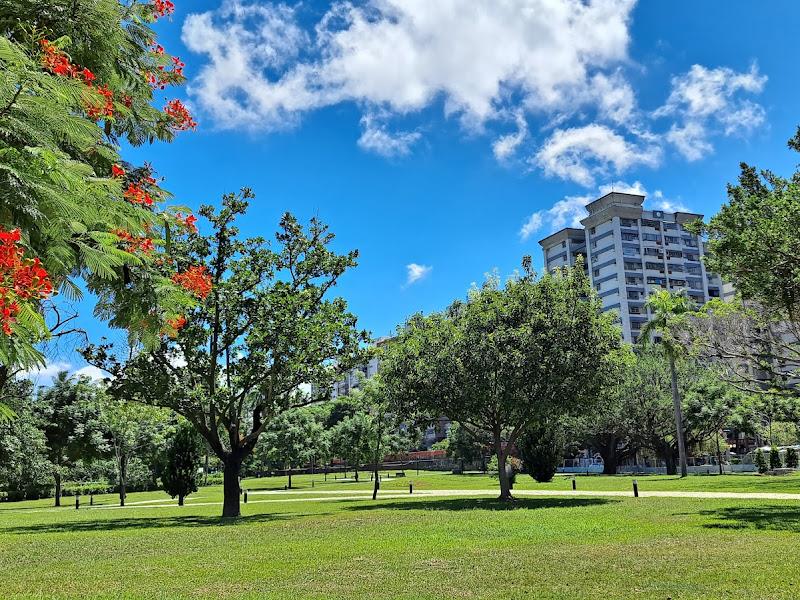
538, 191, 731, 343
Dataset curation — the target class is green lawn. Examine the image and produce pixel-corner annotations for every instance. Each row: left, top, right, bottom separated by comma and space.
1, 471, 799, 599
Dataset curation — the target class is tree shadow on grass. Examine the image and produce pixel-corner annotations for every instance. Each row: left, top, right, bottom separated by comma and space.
699, 505, 800, 533
0, 512, 297, 535
343, 496, 618, 512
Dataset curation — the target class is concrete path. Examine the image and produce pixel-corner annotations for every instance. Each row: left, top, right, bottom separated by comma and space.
72, 487, 800, 511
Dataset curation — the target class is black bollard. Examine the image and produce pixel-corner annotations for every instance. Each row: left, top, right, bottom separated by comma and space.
244, 490, 248, 504
409, 482, 413, 494
633, 479, 639, 498
572, 478, 576, 491
284, 485, 287, 491
75, 493, 80, 510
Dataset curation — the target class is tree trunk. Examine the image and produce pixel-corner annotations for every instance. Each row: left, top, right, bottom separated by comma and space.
493, 429, 512, 501
287, 467, 292, 490
716, 433, 724, 476
669, 356, 688, 477
204, 452, 209, 486
354, 468, 359, 482
372, 463, 380, 500
222, 455, 242, 518
54, 470, 62, 507
598, 438, 619, 475
664, 449, 677, 475
118, 454, 127, 507
178, 494, 185, 506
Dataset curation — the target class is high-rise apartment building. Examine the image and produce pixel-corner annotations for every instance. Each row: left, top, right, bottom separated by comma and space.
538, 191, 728, 343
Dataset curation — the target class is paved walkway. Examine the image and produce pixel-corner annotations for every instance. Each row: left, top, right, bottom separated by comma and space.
72, 487, 800, 511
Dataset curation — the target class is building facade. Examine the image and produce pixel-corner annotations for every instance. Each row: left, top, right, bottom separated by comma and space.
539, 192, 729, 343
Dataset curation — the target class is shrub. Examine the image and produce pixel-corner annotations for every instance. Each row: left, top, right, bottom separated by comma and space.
487, 455, 523, 486
754, 448, 768, 474
785, 447, 798, 469
769, 447, 782, 470
518, 421, 565, 483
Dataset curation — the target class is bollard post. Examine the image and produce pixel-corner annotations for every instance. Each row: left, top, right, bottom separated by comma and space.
90, 494, 94, 506
75, 493, 80, 510
312, 480, 314, 489
633, 479, 639, 498
572, 478, 576, 491
244, 490, 248, 504
284, 485, 287, 491
409, 482, 413, 495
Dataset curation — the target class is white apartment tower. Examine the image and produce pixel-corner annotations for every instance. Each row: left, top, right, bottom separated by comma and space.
538, 192, 727, 343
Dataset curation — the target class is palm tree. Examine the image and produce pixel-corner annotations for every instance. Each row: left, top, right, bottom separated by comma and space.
640, 289, 694, 477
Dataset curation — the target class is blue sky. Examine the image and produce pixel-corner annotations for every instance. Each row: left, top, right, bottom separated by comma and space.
32, 0, 800, 382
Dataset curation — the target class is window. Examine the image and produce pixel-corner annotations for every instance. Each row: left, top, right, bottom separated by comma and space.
663, 222, 678, 230
641, 218, 660, 228
562, 240, 566, 248
622, 247, 640, 256
644, 248, 662, 258
621, 233, 639, 241
667, 250, 683, 258
685, 253, 699, 262
590, 227, 596, 234
642, 233, 661, 242
629, 305, 641, 315
669, 279, 686, 287
624, 261, 642, 270
647, 276, 666, 287
625, 276, 642, 285
687, 266, 701, 275
627, 291, 641, 300
645, 261, 664, 272
667, 264, 683, 273
620, 218, 637, 227
664, 236, 679, 244
593, 269, 600, 277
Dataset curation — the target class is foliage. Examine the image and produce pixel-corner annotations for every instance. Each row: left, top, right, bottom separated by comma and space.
487, 455, 523, 485
0, 0, 199, 379
99, 392, 172, 505
381, 257, 620, 500
754, 448, 768, 474
786, 447, 799, 469
160, 420, 202, 505
769, 447, 782, 470
258, 409, 325, 488
685, 128, 800, 398
444, 422, 489, 472
85, 191, 367, 517
34, 372, 106, 504
518, 420, 565, 483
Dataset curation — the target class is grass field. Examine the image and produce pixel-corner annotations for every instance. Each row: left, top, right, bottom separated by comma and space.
1, 471, 799, 599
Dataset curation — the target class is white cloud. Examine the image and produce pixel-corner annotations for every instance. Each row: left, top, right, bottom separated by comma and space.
20, 361, 72, 383
655, 64, 767, 160
73, 365, 107, 383
492, 111, 528, 160
357, 114, 421, 157
183, 0, 637, 157
534, 124, 660, 186
648, 190, 689, 213
520, 180, 647, 240
406, 263, 432, 285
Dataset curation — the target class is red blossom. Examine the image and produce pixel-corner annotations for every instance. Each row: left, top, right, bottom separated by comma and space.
123, 183, 154, 206
113, 229, 155, 254
172, 265, 212, 299
0, 228, 53, 336
164, 99, 197, 131
175, 213, 198, 233
152, 0, 175, 19
111, 164, 126, 178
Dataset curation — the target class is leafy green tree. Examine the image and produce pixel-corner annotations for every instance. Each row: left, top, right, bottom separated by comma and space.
686, 128, 800, 398
260, 410, 323, 489
518, 419, 565, 483
85, 192, 366, 517
574, 347, 638, 474
443, 422, 489, 473
382, 258, 620, 500
330, 412, 372, 483
786, 447, 798, 469
35, 372, 106, 505
99, 393, 171, 506
0, 0, 199, 383
160, 421, 202, 506
769, 446, 782, 470
640, 289, 694, 477
754, 448, 768, 474
0, 379, 51, 499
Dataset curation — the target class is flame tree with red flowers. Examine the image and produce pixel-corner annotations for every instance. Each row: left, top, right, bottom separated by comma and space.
0, 0, 203, 397
84, 190, 368, 518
